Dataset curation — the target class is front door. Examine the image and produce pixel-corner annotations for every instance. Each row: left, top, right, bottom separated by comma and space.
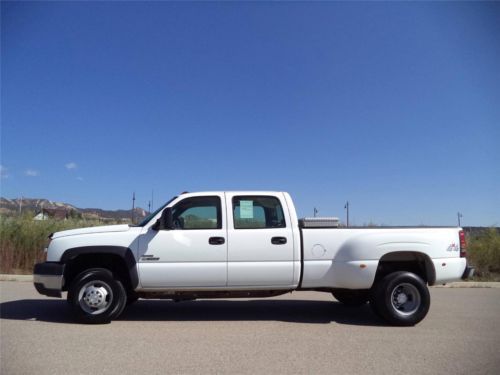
138, 195, 227, 288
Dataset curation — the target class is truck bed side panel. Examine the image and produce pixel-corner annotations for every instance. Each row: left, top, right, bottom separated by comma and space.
300, 228, 466, 289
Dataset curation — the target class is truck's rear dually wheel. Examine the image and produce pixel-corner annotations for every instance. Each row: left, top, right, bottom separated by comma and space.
371, 271, 430, 326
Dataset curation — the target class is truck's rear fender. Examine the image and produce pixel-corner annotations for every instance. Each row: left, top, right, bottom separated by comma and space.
333, 237, 436, 288
61, 246, 138, 291
301, 251, 435, 289
334, 230, 461, 286
334, 233, 434, 262
301, 230, 448, 289
375, 251, 436, 286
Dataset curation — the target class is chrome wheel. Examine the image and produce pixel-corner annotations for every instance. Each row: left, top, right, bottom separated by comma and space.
78, 280, 114, 315
391, 283, 421, 316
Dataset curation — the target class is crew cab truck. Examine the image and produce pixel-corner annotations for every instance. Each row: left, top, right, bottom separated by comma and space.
33, 191, 473, 325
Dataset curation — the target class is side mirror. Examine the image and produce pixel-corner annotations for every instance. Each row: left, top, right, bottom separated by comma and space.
157, 207, 173, 230
151, 208, 173, 231
151, 219, 161, 231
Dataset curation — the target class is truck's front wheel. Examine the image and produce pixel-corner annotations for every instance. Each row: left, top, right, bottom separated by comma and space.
68, 268, 127, 324
371, 271, 430, 326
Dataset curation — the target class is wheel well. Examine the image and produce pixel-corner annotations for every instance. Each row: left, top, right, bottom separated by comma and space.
375, 252, 436, 285
63, 253, 133, 292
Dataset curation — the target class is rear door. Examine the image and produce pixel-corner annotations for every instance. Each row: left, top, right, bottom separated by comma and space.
226, 193, 295, 287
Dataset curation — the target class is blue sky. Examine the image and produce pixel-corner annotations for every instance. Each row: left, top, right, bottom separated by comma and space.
1, 1, 499, 226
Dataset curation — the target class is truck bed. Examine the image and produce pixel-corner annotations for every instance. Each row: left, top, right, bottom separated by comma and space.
300, 227, 466, 289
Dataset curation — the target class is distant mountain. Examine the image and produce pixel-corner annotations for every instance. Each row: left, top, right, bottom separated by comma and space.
0, 197, 148, 222
0, 197, 77, 212
79, 207, 148, 221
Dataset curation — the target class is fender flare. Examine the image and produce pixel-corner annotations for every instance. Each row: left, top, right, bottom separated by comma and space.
61, 246, 139, 288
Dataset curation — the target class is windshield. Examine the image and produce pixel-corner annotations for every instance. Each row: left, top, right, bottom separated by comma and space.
135, 196, 177, 227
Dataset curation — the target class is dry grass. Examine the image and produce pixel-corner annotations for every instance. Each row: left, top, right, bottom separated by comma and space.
467, 228, 500, 281
0, 215, 112, 274
1, 215, 499, 280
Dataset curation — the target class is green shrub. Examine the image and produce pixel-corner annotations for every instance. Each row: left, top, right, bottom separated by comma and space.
467, 228, 500, 281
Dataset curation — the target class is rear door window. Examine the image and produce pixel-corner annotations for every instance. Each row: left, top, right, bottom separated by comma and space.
232, 196, 285, 229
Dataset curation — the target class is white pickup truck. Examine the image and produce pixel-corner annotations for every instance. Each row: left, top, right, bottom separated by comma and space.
34, 191, 473, 325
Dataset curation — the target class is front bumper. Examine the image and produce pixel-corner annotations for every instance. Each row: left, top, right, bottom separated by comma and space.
33, 262, 65, 298
462, 265, 475, 280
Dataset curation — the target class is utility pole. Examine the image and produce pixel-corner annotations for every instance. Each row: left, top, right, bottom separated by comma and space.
131, 192, 136, 224
345, 201, 350, 227
148, 201, 151, 214
19, 196, 23, 216
313, 207, 318, 217
457, 212, 463, 227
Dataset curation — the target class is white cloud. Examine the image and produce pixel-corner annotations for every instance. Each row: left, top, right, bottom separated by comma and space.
76, 176, 84, 181
0, 165, 8, 179
65, 162, 78, 170
25, 169, 40, 177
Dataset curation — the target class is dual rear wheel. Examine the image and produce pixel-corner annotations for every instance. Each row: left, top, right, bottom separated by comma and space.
333, 271, 430, 326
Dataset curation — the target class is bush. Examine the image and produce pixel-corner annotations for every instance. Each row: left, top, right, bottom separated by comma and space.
0, 215, 108, 274
467, 228, 500, 281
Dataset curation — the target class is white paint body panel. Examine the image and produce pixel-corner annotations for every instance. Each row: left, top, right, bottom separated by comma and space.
225, 192, 297, 287
46, 191, 466, 292
432, 258, 467, 284
138, 262, 226, 288
300, 227, 466, 289
51, 224, 131, 239
47, 226, 142, 262
137, 192, 227, 288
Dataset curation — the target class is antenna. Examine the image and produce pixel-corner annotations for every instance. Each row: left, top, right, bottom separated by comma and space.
344, 201, 350, 227
132, 192, 136, 224
151, 189, 154, 211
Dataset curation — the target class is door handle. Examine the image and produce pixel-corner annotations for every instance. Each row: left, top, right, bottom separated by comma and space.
271, 237, 287, 245
209, 237, 225, 245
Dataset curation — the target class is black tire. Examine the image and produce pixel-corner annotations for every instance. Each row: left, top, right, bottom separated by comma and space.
332, 290, 369, 306
371, 271, 430, 326
126, 293, 139, 306
369, 296, 385, 319
68, 268, 127, 324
